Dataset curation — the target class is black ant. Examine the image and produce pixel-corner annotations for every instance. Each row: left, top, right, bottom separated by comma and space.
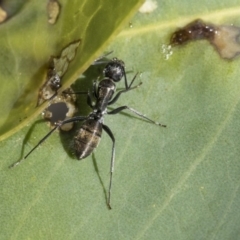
10, 58, 166, 209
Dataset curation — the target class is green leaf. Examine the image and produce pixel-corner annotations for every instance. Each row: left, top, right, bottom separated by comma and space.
1, 1, 240, 239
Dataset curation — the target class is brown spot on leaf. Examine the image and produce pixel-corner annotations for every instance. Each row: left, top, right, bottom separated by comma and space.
170, 19, 240, 60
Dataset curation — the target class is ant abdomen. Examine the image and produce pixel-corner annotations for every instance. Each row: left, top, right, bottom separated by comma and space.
74, 119, 102, 159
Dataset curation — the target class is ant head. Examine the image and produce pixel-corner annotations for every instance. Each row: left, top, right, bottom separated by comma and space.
103, 58, 125, 82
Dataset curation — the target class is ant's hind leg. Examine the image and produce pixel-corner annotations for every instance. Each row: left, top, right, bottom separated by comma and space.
102, 124, 116, 210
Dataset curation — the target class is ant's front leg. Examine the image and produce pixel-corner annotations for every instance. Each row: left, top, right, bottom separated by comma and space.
108, 73, 142, 105
87, 91, 96, 109
92, 77, 101, 99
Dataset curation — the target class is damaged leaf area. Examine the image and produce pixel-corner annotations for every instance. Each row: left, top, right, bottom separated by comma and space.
47, 0, 61, 25
42, 88, 78, 131
37, 39, 81, 106
170, 19, 240, 59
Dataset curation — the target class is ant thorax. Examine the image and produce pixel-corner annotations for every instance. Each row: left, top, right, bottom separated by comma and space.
98, 78, 116, 92
95, 79, 116, 110
88, 110, 105, 123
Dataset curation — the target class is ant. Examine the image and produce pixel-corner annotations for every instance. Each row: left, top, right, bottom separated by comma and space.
10, 58, 166, 209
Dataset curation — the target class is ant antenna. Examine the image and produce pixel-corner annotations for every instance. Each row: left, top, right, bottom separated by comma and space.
93, 51, 114, 65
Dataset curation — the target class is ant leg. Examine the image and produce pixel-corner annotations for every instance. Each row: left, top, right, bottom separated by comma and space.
108, 82, 142, 105
93, 51, 113, 65
123, 68, 139, 90
62, 90, 88, 95
93, 79, 99, 98
102, 124, 115, 210
108, 106, 167, 127
10, 116, 88, 168
127, 72, 139, 89
122, 66, 129, 89
108, 74, 142, 105
87, 91, 95, 109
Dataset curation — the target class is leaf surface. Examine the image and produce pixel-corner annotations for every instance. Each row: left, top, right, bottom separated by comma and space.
1, 1, 240, 240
